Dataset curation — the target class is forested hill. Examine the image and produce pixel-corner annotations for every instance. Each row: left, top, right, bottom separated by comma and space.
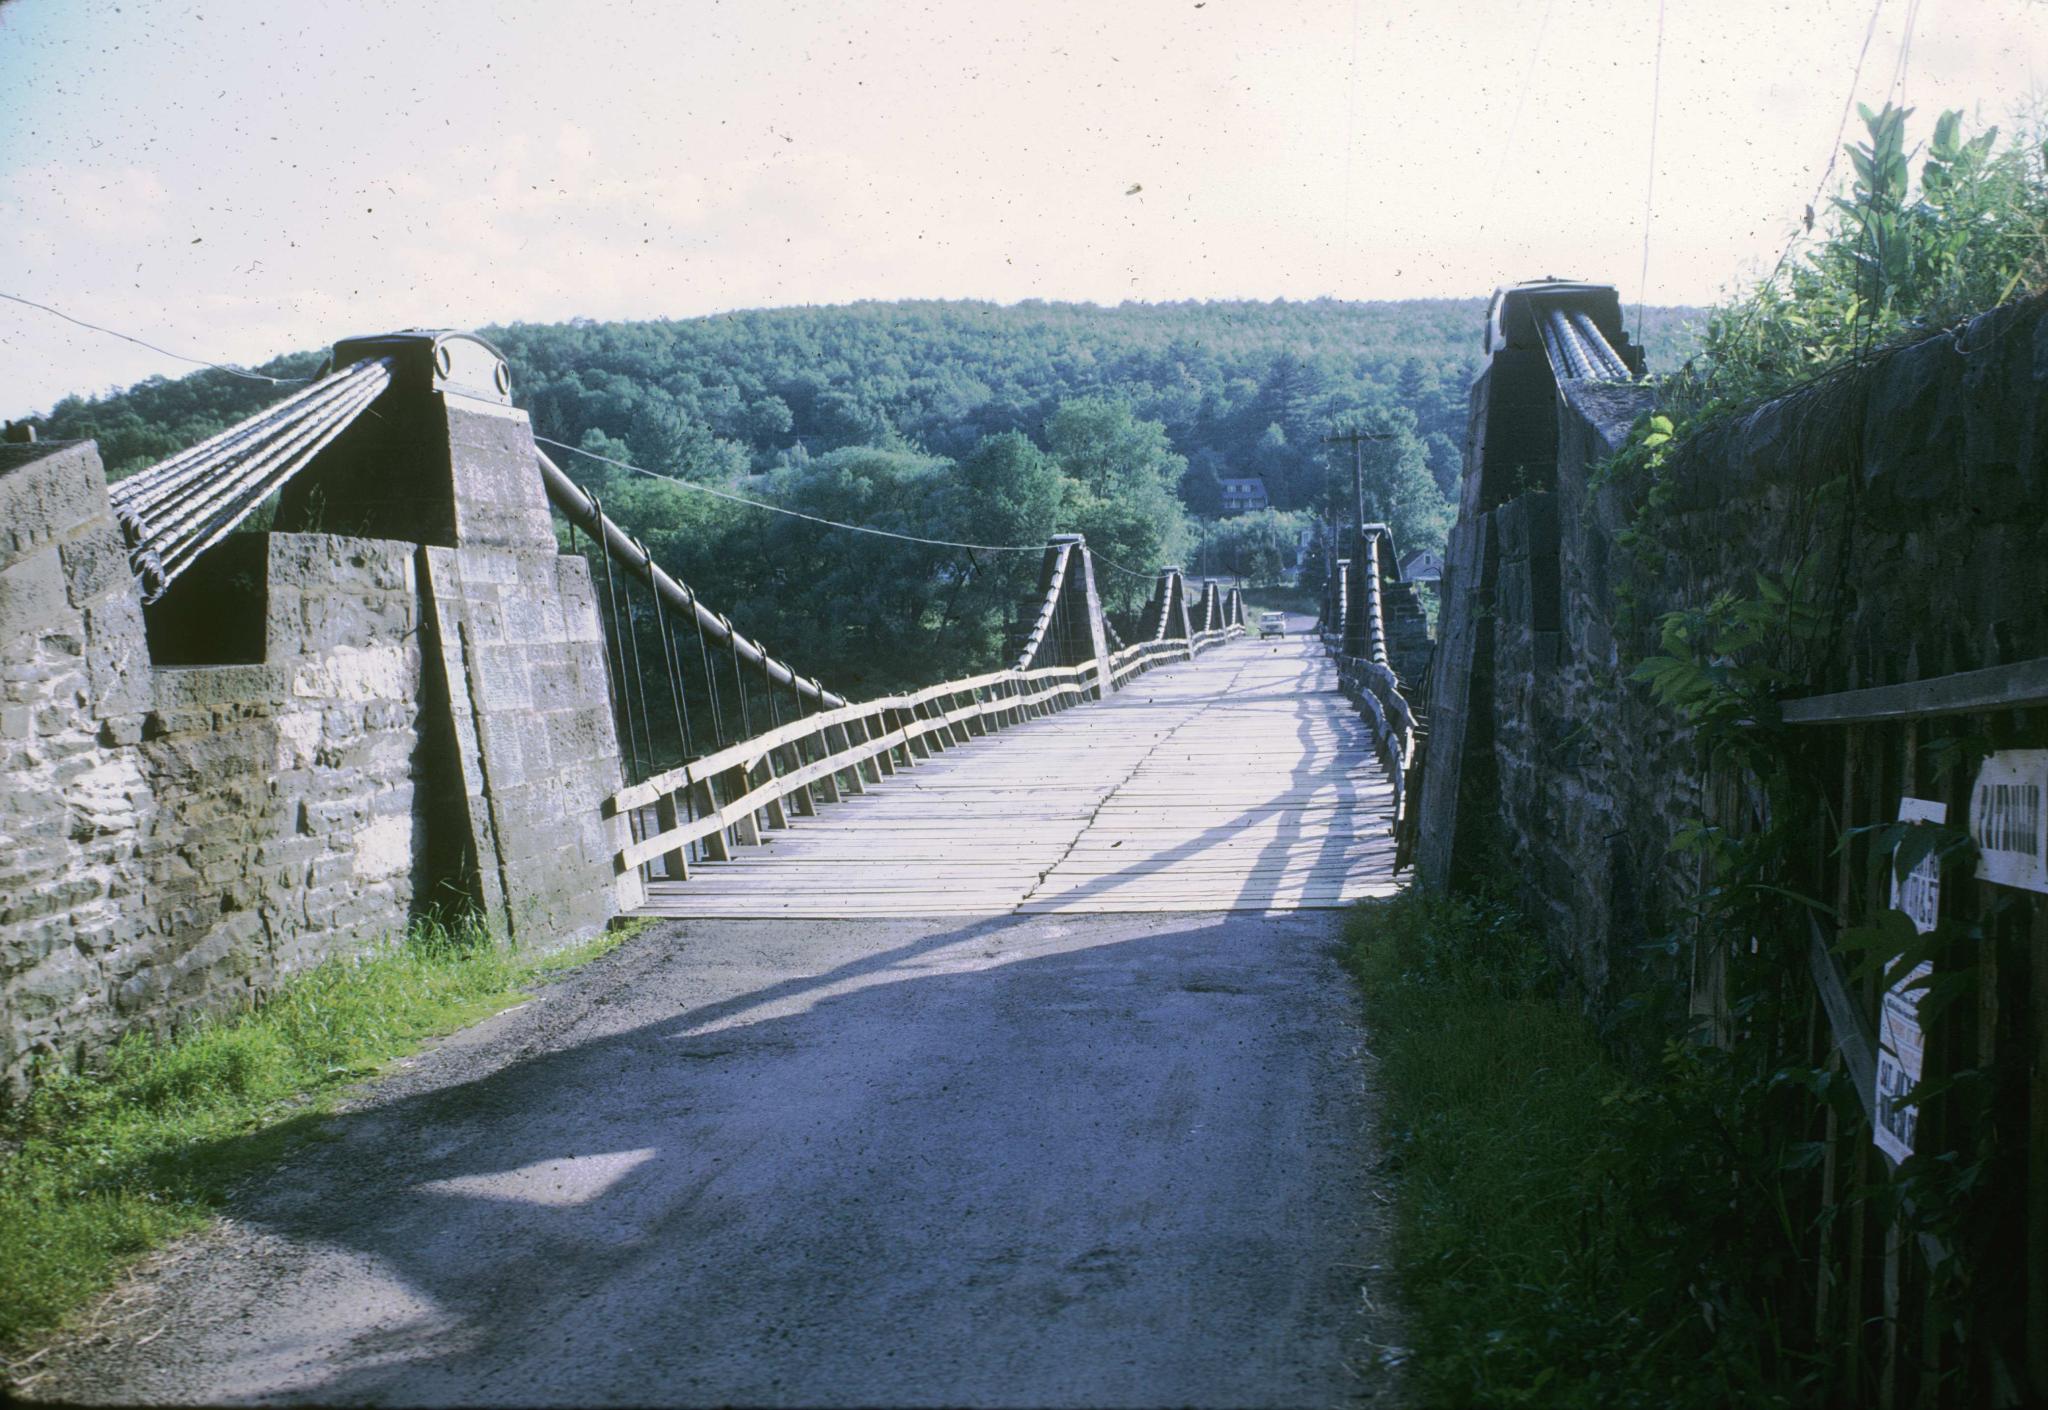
39, 296, 1699, 515
496, 298, 1513, 514
34, 297, 1698, 691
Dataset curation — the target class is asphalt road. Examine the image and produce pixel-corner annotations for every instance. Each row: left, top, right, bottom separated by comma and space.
29, 911, 1402, 1407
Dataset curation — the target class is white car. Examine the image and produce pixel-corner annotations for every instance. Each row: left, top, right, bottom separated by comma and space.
1258, 612, 1286, 639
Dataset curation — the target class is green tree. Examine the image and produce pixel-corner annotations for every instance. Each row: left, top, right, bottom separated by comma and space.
1192, 508, 1311, 585
1045, 396, 1192, 586
1324, 413, 1452, 558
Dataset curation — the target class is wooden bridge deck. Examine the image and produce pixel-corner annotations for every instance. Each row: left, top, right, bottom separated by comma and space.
631, 636, 1400, 918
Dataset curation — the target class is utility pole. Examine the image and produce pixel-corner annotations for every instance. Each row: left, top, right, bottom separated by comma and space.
1325, 425, 1398, 660
1323, 425, 1399, 548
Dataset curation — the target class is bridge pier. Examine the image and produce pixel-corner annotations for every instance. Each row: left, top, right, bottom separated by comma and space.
1324, 557, 1350, 648
1138, 565, 1193, 644
1017, 533, 1114, 694
274, 334, 631, 942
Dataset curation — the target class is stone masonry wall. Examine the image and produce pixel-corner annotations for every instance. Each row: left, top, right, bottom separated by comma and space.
1, 441, 154, 1082
1423, 294, 2048, 1003
0, 437, 438, 1089
420, 543, 629, 942
1, 410, 628, 1096
129, 535, 429, 1023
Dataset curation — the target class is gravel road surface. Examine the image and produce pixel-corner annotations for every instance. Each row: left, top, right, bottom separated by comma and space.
28, 910, 1401, 1407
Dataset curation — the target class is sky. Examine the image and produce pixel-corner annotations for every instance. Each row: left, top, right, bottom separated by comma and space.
1, 0, 2042, 417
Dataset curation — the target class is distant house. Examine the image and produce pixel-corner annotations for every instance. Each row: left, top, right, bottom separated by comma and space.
1218, 475, 1269, 514
1399, 548, 1443, 583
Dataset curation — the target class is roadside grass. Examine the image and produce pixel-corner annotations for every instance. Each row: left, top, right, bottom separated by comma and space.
1242, 585, 1318, 618
0, 918, 635, 1357
1342, 891, 1796, 1409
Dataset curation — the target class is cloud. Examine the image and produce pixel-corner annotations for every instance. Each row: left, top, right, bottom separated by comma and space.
4, 0, 2045, 418
0, 162, 173, 248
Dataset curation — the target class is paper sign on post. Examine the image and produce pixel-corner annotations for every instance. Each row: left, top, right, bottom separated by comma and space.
1874, 797, 1943, 1165
1969, 749, 2048, 893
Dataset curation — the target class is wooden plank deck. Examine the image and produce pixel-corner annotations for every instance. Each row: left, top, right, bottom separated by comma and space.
631, 636, 1401, 918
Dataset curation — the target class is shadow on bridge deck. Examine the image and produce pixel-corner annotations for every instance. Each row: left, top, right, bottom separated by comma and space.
633, 638, 1400, 919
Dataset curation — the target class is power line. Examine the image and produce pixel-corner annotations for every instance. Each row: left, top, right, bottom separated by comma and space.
1886, 0, 1923, 105
2, 292, 1183, 582
1475, 0, 1558, 239
1636, 0, 1668, 343
538, 435, 1056, 555
1718, 0, 1892, 356
541, 435, 1176, 580
1763, 0, 1892, 295
1341, 0, 1362, 236
1091, 552, 1165, 582
1811, 0, 1892, 216
0, 291, 313, 386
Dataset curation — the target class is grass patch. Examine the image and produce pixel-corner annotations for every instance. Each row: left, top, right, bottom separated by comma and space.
1344, 891, 1807, 1409
1242, 585, 1318, 618
0, 918, 636, 1356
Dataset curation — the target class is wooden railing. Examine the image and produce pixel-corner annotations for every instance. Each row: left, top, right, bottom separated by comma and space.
1336, 655, 1418, 800
1319, 524, 1422, 837
606, 623, 1243, 900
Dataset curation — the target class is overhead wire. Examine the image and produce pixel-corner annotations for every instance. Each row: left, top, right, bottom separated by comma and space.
1474, 0, 1558, 240
1087, 552, 1163, 582
1886, 0, 1923, 106
1747, 0, 1893, 309
1704, 0, 1893, 370
1342, 0, 1362, 241
537, 433, 1175, 582
0, 290, 314, 386
1635, 0, 1668, 344
5, 296, 1189, 587
536, 435, 1053, 554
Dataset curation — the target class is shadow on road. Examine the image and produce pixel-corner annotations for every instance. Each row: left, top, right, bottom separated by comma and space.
132, 910, 1394, 1408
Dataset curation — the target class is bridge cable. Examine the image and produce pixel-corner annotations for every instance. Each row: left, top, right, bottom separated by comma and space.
648, 571, 688, 757
0, 290, 315, 386
693, 603, 727, 749
646, 580, 701, 843
588, 491, 648, 782
625, 595, 660, 781
8, 294, 1178, 591
627, 532, 684, 766
729, 630, 754, 739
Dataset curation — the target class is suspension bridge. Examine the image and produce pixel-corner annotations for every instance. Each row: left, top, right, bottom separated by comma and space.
0, 287, 1656, 1406
15, 325, 1433, 944
0, 284, 1668, 1099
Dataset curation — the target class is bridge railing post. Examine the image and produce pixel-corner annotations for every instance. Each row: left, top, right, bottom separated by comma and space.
920, 698, 951, 751
862, 710, 896, 777
812, 726, 843, 804
829, 720, 866, 792
781, 740, 818, 817
753, 754, 790, 832
653, 792, 690, 881
961, 684, 989, 737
